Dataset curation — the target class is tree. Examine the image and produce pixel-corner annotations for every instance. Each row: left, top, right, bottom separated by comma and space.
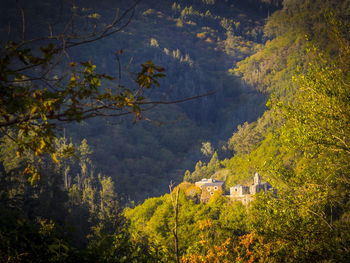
201, 142, 214, 158
169, 182, 180, 263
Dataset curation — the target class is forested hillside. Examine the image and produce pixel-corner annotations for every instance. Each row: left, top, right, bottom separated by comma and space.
1, 0, 350, 262
126, 0, 350, 261
63, 0, 274, 201
1, 0, 276, 201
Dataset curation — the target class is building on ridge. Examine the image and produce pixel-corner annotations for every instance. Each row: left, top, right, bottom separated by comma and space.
195, 178, 225, 203
229, 172, 275, 205
194, 173, 276, 204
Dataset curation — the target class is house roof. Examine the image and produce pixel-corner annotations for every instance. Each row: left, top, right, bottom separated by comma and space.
195, 178, 225, 188
201, 182, 224, 187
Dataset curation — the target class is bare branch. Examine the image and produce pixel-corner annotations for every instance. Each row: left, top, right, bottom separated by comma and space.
138, 91, 216, 105
306, 208, 333, 230
0, 89, 215, 128
47, 22, 53, 38
6, 23, 11, 46
13, 1, 140, 73
16, 0, 25, 42
143, 113, 186, 126
114, 50, 123, 87
169, 181, 180, 263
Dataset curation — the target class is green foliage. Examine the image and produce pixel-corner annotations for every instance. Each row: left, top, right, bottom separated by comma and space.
234, 0, 350, 95
247, 190, 350, 262
10, 1, 350, 262
202, 0, 215, 5
200, 141, 214, 157
125, 182, 248, 262
0, 134, 151, 262
224, 32, 258, 61
179, 1, 350, 262
150, 38, 160, 48
220, 2, 350, 262
228, 111, 273, 155
183, 151, 223, 183
0, 214, 73, 263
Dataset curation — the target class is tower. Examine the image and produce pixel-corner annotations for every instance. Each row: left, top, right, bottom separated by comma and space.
254, 172, 261, 185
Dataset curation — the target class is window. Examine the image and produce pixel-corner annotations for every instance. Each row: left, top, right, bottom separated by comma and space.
235, 188, 238, 191
207, 187, 211, 191
210, 192, 214, 195
214, 186, 218, 190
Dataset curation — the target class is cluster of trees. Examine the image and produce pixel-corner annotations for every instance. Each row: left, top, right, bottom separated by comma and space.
125, 183, 248, 262
0, 137, 136, 262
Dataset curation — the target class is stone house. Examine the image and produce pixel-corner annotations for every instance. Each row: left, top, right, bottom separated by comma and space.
195, 178, 225, 203
229, 172, 275, 205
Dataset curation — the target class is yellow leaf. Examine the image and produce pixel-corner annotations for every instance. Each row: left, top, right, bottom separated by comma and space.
35, 148, 43, 156
23, 167, 30, 175
30, 106, 38, 115
40, 138, 46, 149
32, 172, 40, 182
52, 153, 59, 164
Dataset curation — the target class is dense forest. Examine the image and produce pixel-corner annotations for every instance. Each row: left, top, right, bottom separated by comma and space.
1, 0, 350, 262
